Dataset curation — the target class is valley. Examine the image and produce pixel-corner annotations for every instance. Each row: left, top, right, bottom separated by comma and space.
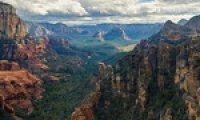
1, 1, 200, 120
0, 2, 138, 120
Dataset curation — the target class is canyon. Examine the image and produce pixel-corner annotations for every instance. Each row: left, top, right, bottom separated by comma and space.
2, 1, 200, 120
71, 16, 200, 120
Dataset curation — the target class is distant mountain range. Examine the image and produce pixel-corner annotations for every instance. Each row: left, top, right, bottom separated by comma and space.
26, 22, 163, 41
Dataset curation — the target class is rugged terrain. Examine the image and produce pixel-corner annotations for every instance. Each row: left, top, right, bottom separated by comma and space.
4, 1, 200, 120
0, 2, 87, 120
0, 60, 43, 119
27, 22, 162, 41
71, 15, 200, 120
0, 2, 45, 119
0, 2, 128, 120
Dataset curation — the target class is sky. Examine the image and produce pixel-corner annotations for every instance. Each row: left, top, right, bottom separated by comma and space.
1, 0, 200, 25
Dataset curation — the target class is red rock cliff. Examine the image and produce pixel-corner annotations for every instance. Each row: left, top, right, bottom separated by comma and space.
0, 60, 43, 115
0, 2, 27, 40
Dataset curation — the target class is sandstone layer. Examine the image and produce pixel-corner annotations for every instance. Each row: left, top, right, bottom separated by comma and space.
0, 60, 43, 115
0, 2, 27, 41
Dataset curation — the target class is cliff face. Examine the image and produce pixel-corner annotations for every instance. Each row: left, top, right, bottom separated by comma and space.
0, 37, 49, 70
92, 37, 200, 120
0, 60, 43, 116
71, 92, 101, 120
0, 2, 45, 119
71, 17, 200, 120
71, 63, 108, 120
0, 2, 27, 40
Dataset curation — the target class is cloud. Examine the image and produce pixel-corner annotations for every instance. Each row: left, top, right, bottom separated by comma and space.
79, 0, 139, 16
1, 0, 88, 16
0, 0, 200, 25
157, 0, 200, 4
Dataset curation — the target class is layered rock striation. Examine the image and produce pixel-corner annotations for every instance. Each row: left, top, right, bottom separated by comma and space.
0, 2, 27, 41
0, 2, 45, 119
71, 15, 200, 120
0, 60, 43, 115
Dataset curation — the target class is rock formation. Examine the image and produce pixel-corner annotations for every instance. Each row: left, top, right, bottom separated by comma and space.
0, 37, 49, 70
104, 27, 130, 40
26, 22, 53, 37
93, 31, 105, 42
0, 2, 27, 41
0, 2, 45, 119
71, 16, 200, 120
0, 60, 43, 116
150, 20, 193, 41
71, 91, 101, 120
71, 63, 109, 120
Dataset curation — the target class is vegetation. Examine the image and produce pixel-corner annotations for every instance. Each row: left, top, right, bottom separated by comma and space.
12, 38, 130, 120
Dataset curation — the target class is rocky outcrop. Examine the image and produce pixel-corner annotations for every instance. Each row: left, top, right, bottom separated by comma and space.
0, 2, 27, 41
71, 63, 109, 120
0, 2, 46, 120
93, 28, 129, 42
0, 60, 20, 70
104, 27, 130, 40
97, 39, 200, 120
72, 18, 200, 120
151, 20, 193, 41
93, 31, 105, 42
0, 37, 49, 70
174, 39, 200, 120
71, 91, 101, 120
0, 60, 43, 116
26, 22, 53, 37
17, 40, 49, 70
40, 23, 82, 36
0, 7, 50, 111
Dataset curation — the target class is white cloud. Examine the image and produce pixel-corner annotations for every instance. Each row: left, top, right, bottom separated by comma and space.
0, 0, 88, 16
80, 0, 139, 16
0, 0, 200, 25
156, 0, 200, 4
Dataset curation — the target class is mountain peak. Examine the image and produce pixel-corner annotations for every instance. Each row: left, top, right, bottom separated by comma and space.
185, 15, 200, 32
165, 20, 174, 24
163, 20, 177, 28
150, 20, 192, 41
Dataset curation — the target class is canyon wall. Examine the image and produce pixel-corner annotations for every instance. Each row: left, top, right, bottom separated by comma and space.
71, 16, 200, 120
0, 2, 27, 41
